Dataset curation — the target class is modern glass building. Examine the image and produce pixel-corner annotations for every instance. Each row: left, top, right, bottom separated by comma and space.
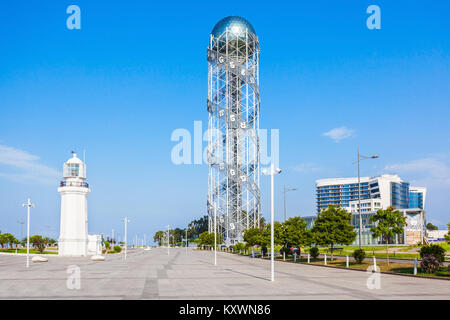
307, 174, 427, 246
315, 174, 419, 213
303, 208, 425, 246
409, 187, 427, 209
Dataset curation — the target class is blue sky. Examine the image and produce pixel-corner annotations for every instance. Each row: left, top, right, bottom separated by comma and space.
1, 0, 449, 242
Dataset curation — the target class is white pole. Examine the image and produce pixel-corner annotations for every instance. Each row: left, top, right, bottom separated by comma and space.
270, 163, 275, 282
346, 255, 349, 268
123, 217, 128, 260
307, 253, 310, 263
324, 254, 327, 265
22, 198, 33, 268
167, 225, 170, 256
112, 229, 114, 245
26, 199, 30, 268
185, 229, 188, 253
413, 258, 417, 275
214, 204, 217, 266
373, 255, 376, 270
26, 198, 32, 268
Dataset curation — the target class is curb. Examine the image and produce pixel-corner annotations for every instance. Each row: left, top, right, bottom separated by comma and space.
225, 252, 450, 281
290, 260, 450, 281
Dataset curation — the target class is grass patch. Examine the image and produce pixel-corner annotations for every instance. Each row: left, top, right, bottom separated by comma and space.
234, 252, 450, 279
292, 256, 449, 278
0, 249, 57, 255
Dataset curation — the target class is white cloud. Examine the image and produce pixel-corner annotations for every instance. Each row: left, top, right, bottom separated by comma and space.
0, 144, 59, 185
384, 158, 450, 187
322, 126, 355, 142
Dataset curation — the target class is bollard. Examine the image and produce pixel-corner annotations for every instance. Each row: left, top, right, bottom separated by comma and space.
283, 252, 285, 261
413, 258, 417, 275
307, 253, 310, 263
346, 255, 349, 268
324, 254, 327, 265
252, 250, 255, 259
294, 252, 297, 263
373, 256, 376, 270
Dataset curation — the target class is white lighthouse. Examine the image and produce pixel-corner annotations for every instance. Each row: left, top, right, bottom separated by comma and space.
58, 152, 90, 256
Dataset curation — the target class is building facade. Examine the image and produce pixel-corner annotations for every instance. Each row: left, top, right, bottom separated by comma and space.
409, 187, 427, 209
308, 174, 427, 246
304, 208, 426, 246
316, 174, 424, 213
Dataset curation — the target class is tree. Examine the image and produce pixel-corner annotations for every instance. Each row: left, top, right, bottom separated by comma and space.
153, 231, 165, 246
370, 206, 406, 266
0, 233, 20, 249
281, 217, 309, 253
426, 222, 438, 231
0, 233, 16, 249
188, 215, 209, 239
30, 235, 46, 254
7, 234, 18, 249
197, 231, 223, 248
243, 228, 263, 247
445, 222, 450, 243
171, 228, 184, 244
0, 234, 7, 249
48, 238, 57, 247
312, 205, 356, 260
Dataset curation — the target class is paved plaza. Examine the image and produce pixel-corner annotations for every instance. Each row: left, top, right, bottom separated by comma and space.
0, 248, 448, 299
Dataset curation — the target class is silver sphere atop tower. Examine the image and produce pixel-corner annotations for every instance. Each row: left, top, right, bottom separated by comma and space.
211, 16, 256, 38
210, 16, 258, 63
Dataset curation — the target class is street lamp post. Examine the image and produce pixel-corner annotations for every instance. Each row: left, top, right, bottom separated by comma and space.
283, 185, 297, 222
167, 225, 170, 255
214, 203, 217, 266
123, 217, 130, 260
22, 198, 34, 268
262, 163, 282, 282
355, 148, 379, 249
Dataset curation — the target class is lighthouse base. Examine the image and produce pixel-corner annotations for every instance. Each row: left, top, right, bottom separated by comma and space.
58, 238, 88, 256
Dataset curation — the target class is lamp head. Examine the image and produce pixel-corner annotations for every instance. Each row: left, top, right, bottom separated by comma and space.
371, 155, 379, 159
275, 168, 282, 174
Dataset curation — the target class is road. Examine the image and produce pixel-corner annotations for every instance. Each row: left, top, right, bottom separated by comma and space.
0, 248, 448, 299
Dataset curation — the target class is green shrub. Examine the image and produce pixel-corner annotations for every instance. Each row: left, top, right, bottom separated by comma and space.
233, 242, 245, 252
421, 255, 440, 274
309, 247, 319, 259
353, 249, 366, 264
279, 246, 290, 256
419, 244, 445, 263
114, 245, 122, 253
261, 245, 267, 255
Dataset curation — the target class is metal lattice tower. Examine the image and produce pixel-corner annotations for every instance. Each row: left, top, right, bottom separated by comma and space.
207, 16, 260, 244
